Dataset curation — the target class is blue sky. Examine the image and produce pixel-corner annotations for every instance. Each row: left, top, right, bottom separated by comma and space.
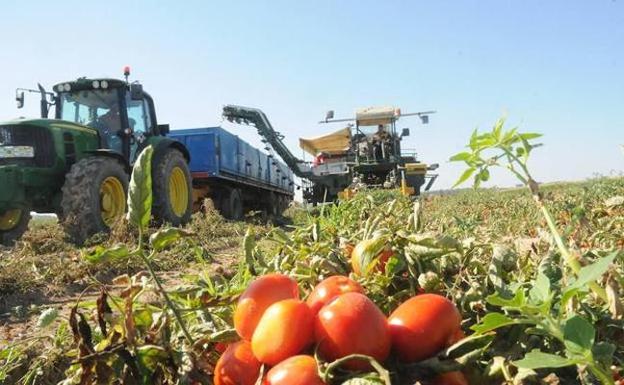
0, 1, 622, 189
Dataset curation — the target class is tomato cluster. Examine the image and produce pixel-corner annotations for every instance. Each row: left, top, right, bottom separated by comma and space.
214, 272, 469, 385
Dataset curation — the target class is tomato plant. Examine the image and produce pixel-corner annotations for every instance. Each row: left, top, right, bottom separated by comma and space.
214, 340, 261, 385
252, 299, 314, 365
388, 294, 462, 362
306, 275, 365, 315
315, 292, 390, 370
263, 355, 326, 385
234, 273, 299, 340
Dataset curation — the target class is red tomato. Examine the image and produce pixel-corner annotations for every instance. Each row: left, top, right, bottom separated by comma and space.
214, 340, 261, 385
214, 342, 229, 354
263, 355, 326, 385
430, 371, 469, 385
351, 239, 393, 276
315, 292, 390, 370
234, 273, 299, 340
252, 299, 314, 365
306, 275, 365, 315
388, 294, 462, 362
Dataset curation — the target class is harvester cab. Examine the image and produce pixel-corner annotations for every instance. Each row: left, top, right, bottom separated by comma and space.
1, 68, 192, 245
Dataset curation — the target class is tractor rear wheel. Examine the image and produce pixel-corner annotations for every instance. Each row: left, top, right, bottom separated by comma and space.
0, 209, 31, 246
152, 149, 192, 226
61, 157, 128, 244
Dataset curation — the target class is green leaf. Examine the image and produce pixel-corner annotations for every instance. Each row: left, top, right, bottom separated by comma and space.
567, 252, 617, 291
136, 345, 169, 372
471, 312, 518, 334
492, 117, 505, 142
149, 227, 194, 251
127, 145, 154, 231
82, 244, 130, 264
469, 128, 479, 150
444, 333, 495, 359
487, 289, 526, 309
37, 308, 59, 328
592, 342, 615, 366
452, 167, 476, 188
512, 350, 576, 369
529, 272, 551, 304
341, 378, 385, 385
449, 152, 472, 162
563, 315, 595, 355
519, 132, 543, 140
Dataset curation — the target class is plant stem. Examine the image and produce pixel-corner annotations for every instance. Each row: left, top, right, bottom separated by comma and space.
588, 363, 615, 385
537, 201, 608, 302
139, 250, 195, 345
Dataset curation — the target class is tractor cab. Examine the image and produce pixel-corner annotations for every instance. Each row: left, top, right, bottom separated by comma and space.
52, 74, 167, 162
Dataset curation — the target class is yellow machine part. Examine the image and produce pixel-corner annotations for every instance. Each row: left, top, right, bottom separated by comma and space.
338, 188, 356, 201
405, 163, 428, 175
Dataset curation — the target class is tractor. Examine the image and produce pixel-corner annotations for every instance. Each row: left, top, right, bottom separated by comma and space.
0, 68, 193, 245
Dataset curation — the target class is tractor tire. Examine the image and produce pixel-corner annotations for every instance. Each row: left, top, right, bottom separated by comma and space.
61, 157, 128, 244
223, 188, 244, 220
0, 209, 31, 246
152, 149, 192, 226
266, 192, 279, 217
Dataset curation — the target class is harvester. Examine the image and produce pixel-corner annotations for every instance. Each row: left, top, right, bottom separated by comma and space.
222, 105, 439, 205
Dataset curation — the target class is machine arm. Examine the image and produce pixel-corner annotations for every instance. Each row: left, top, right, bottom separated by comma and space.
222, 105, 314, 179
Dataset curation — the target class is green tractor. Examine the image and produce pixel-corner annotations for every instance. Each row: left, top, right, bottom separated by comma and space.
0, 68, 193, 245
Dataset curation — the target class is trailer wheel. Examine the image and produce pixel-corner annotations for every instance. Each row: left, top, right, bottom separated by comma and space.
224, 189, 244, 220
152, 149, 193, 226
0, 209, 31, 246
61, 157, 128, 244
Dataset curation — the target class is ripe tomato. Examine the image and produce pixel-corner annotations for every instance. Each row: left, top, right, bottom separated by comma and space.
214, 340, 261, 385
252, 299, 314, 365
306, 275, 365, 315
234, 273, 299, 340
430, 371, 469, 385
388, 294, 462, 362
263, 355, 326, 385
350, 238, 393, 276
315, 292, 390, 370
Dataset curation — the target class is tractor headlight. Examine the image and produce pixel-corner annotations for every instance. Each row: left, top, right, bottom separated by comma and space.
92, 80, 100, 89
63, 83, 71, 91
56, 85, 64, 92
100, 80, 108, 89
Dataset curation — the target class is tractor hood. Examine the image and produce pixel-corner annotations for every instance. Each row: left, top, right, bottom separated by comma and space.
0, 118, 98, 135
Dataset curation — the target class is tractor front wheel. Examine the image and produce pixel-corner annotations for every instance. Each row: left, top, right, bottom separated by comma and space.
61, 157, 128, 244
152, 149, 193, 226
0, 209, 31, 246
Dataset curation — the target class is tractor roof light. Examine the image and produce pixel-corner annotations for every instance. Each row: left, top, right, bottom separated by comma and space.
92, 80, 100, 89
101, 80, 109, 89
123, 65, 131, 83
63, 83, 71, 92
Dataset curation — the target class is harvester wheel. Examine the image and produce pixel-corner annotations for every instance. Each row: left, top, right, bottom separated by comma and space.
60, 157, 128, 244
0, 209, 31, 246
152, 149, 192, 226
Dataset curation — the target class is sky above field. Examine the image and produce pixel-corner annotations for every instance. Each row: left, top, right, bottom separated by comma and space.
0, 0, 622, 191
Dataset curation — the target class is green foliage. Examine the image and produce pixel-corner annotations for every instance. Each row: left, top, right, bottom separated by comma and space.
127, 145, 153, 231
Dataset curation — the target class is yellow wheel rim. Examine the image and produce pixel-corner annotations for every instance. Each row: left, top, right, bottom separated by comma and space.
0, 209, 21, 231
100, 176, 126, 226
169, 166, 189, 217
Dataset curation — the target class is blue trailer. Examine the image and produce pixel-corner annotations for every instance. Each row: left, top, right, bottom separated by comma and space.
168, 127, 294, 219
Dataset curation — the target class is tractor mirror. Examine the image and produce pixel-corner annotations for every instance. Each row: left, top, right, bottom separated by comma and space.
420, 114, 429, 124
130, 83, 143, 100
157, 124, 170, 135
16, 91, 24, 109
325, 110, 334, 121
401, 128, 410, 138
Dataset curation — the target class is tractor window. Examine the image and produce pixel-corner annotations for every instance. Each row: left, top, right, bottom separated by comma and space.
125, 97, 149, 136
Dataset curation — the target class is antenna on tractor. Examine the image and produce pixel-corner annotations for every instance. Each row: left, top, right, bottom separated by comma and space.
123, 65, 131, 83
